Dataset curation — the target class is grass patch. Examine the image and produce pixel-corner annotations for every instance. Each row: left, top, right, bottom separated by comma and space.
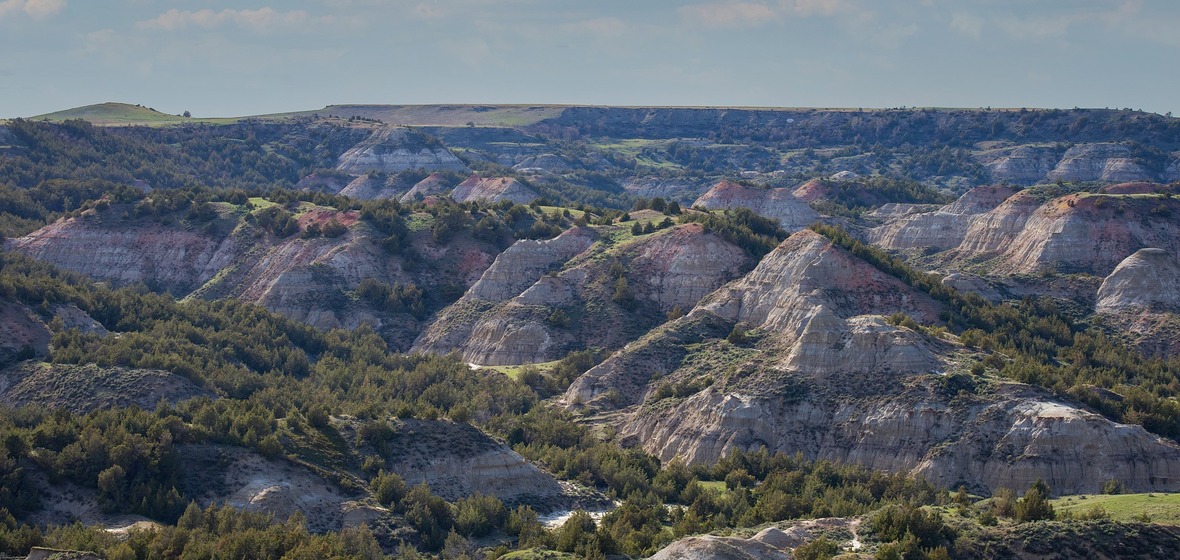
698, 481, 729, 494
1051, 493, 1180, 524
479, 360, 562, 381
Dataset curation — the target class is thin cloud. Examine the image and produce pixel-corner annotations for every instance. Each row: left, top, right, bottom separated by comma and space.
681, 0, 854, 29
136, 8, 310, 32
0, 0, 66, 20
680, 2, 779, 28
949, 13, 983, 39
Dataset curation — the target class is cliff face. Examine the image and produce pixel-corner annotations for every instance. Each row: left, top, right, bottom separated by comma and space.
10, 214, 240, 296
621, 381, 1180, 495
988, 194, 1180, 275
416, 223, 751, 366
693, 180, 820, 230
1046, 143, 1151, 183
561, 229, 1180, 495
336, 126, 469, 175
399, 172, 458, 202
449, 175, 539, 205
869, 185, 1017, 251
564, 230, 942, 410
1097, 248, 1180, 312
9, 203, 503, 350
1095, 248, 1180, 358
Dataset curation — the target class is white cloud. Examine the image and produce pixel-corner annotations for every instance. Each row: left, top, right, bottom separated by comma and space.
136, 8, 310, 32
0, 0, 65, 20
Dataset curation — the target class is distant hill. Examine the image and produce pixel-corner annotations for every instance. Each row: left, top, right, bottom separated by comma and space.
28, 102, 237, 126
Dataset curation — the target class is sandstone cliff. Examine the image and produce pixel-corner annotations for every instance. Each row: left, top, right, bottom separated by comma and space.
869, 185, 1017, 251
1046, 143, 1152, 183
10, 213, 240, 296
1097, 248, 1180, 312
1095, 248, 1180, 358
416, 223, 751, 366
561, 230, 1180, 495
449, 175, 539, 205
336, 126, 469, 175
693, 180, 820, 230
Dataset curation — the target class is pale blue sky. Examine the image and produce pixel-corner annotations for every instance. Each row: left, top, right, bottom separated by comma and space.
2, 0, 1177, 117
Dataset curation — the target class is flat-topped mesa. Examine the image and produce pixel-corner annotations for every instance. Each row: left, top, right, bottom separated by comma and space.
1097, 248, 1180, 313
869, 185, 1018, 251
449, 175, 539, 205
693, 179, 820, 230
336, 125, 469, 174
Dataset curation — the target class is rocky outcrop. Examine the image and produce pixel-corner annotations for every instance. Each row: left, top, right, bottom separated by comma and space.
694, 180, 820, 230
1046, 143, 1152, 183
952, 190, 1043, 255
1095, 249, 1180, 358
178, 444, 359, 532
869, 185, 1017, 251
375, 419, 564, 503
565, 230, 942, 409
418, 224, 750, 366
980, 145, 1062, 184
338, 172, 419, 200
399, 172, 457, 202
989, 194, 1180, 275
1097, 248, 1180, 312
0, 362, 211, 414
649, 534, 790, 560
449, 175, 539, 204
412, 228, 598, 360
10, 214, 240, 296
696, 230, 942, 332
336, 126, 469, 174
622, 380, 1180, 495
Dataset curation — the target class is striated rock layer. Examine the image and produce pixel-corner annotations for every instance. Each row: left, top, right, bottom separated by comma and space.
416, 223, 751, 366
449, 175, 539, 204
693, 180, 820, 230
869, 185, 1017, 251
562, 230, 1180, 495
336, 126, 469, 174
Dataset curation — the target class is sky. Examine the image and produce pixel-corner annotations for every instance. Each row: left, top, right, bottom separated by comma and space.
2, 0, 1178, 118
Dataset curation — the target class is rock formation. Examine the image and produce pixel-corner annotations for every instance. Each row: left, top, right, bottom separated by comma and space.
336, 126, 469, 174
1097, 248, 1180, 312
869, 185, 1017, 251
415, 223, 750, 366
372, 419, 564, 503
449, 175, 539, 205
1046, 143, 1152, 183
693, 180, 820, 230
399, 172, 458, 202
